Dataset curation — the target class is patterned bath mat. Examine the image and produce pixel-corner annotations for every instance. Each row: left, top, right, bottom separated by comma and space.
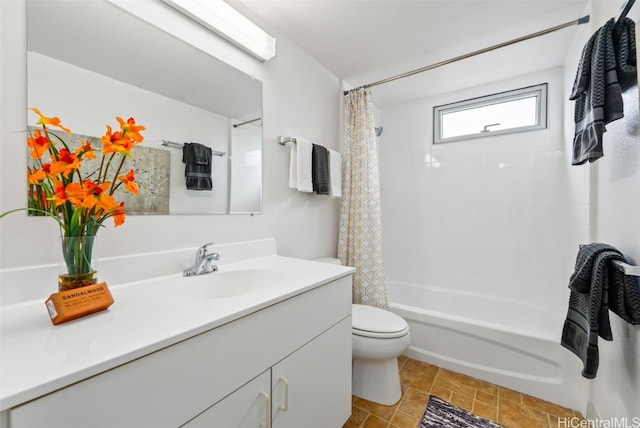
420, 396, 505, 428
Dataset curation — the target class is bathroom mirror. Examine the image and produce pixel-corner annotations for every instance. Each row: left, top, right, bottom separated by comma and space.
26, 0, 263, 215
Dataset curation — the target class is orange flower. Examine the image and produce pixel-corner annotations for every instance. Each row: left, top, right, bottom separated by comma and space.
101, 125, 136, 156
81, 180, 117, 212
75, 139, 96, 160
51, 181, 67, 206
51, 180, 84, 207
49, 148, 81, 178
29, 108, 71, 134
64, 182, 89, 207
110, 202, 126, 227
28, 165, 49, 184
117, 117, 145, 143
118, 169, 139, 196
26, 129, 51, 159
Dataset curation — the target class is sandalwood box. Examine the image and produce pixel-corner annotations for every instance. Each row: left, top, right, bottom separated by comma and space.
45, 282, 114, 325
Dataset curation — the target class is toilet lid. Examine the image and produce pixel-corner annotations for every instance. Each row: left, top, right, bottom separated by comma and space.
352, 304, 409, 338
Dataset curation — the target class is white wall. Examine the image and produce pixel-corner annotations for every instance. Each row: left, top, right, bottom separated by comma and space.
580, 1, 640, 420
0, 1, 341, 280
379, 67, 577, 315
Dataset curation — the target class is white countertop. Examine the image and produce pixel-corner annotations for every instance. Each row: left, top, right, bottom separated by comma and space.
0, 254, 353, 411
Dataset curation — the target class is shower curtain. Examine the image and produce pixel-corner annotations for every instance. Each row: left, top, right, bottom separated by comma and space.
338, 88, 389, 309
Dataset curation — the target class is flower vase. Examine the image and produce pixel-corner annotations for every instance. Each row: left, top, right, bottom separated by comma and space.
58, 235, 98, 292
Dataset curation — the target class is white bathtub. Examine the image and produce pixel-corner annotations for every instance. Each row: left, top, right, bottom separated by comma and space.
386, 280, 586, 412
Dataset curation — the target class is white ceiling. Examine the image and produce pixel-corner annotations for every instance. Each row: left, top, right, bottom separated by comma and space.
229, 0, 590, 107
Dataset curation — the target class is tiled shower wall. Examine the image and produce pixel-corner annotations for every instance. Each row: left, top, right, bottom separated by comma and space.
379, 66, 582, 316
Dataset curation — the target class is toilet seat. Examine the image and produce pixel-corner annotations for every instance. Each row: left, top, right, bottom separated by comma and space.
352, 304, 409, 339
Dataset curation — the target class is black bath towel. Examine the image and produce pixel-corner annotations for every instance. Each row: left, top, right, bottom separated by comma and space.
312, 143, 330, 195
561, 243, 640, 379
570, 19, 623, 165
613, 18, 637, 91
182, 142, 213, 191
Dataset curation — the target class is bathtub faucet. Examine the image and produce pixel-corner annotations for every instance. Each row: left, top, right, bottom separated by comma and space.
183, 242, 219, 276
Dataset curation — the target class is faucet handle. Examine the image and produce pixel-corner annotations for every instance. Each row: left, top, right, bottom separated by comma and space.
196, 242, 215, 262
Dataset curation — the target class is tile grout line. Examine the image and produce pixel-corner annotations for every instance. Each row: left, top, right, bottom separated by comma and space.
472, 388, 478, 419
430, 366, 440, 397
496, 387, 501, 427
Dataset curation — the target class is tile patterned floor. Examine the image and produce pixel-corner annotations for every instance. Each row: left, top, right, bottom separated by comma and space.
343, 356, 585, 428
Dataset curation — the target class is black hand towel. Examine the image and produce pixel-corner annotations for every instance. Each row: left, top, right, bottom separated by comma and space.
312, 144, 330, 195
182, 142, 213, 191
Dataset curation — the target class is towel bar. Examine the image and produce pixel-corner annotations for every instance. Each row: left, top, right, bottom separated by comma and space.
161, 140, 225, 157
612, 260, 640, 277
278, 136, 297, 145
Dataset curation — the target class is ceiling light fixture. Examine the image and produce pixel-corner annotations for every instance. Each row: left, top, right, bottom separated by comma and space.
161, 0, 276, 62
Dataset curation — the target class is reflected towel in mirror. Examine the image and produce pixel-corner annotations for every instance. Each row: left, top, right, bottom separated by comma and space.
183, 142, 213, 191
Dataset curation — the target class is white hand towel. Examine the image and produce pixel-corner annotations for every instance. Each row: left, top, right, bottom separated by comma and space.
328, 149, 342, 198
288, 142, 297, 189
296, 138, 313, 192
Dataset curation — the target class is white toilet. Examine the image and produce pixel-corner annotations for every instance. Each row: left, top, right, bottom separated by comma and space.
352, 304, 410, 405
314, 258, 411, 406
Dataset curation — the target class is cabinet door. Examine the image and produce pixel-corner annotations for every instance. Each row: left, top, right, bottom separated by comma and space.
271, 317, 351, 428
182, 370, 271, 428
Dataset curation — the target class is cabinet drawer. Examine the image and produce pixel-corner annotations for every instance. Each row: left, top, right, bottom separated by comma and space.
11, 276, 351, 428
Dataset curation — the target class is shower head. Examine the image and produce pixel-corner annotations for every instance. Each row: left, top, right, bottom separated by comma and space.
375, 126, 383, 137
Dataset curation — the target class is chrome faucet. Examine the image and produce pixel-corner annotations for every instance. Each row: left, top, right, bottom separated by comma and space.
183, 242, 220, 277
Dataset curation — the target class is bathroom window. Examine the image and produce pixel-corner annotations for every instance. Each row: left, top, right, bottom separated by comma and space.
433, 83, 547, 144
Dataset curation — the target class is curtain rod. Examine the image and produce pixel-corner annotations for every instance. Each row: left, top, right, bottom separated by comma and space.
344, 15, 590, 95
233, 117, 261, 128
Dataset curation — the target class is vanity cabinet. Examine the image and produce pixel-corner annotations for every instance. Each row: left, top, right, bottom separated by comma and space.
183, 317, 351, 428
8, 276, 352, 428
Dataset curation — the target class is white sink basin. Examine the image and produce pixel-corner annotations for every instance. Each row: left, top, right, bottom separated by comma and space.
180, 269, 287, 299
